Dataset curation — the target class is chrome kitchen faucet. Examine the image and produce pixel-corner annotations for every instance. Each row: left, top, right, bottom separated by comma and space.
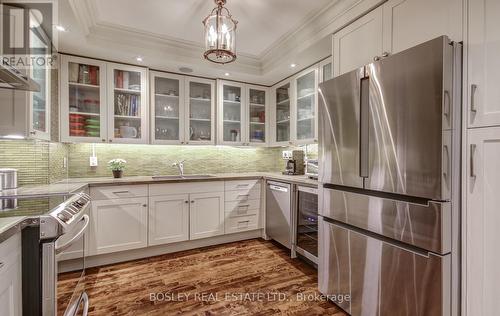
172, 160, 185, 177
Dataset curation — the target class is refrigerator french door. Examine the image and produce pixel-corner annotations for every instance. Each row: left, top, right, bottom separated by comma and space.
317, 36, 462, 316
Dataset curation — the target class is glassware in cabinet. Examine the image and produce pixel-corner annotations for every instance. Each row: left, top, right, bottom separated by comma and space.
186, 79, 214, 144
248, 88, 266, 144
221, 83, 244, 143
152, 73, 183, 143
275, 82, 291, 143
295, 70, 317, 141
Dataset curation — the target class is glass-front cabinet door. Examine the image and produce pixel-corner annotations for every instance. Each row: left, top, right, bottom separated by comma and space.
294, 68, 318, 144
185, 77, 215, 145
30, 57, 50, 140
319, 59, 333, 83
107, 63, 148, 144
150, 72, 184, 144
60, 55, 107, 143
274, 81, 292, 145
218, 81, 246, 145
246, 86, 267, 146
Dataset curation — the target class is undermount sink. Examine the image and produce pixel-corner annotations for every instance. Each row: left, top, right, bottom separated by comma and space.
152, 174, 216, 180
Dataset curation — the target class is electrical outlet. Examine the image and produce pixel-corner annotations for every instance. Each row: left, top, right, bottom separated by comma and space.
282, 150, 292, 159
90, 156, 98, 167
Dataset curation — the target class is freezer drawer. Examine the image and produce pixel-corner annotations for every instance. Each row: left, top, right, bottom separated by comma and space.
320, 186, 451, 254
319, 217, 451, 316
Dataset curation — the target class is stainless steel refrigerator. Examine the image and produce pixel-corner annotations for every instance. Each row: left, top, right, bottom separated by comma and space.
317, 36, 462, 316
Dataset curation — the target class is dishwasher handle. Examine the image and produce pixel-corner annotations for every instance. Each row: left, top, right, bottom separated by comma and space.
268, 184, 289, 193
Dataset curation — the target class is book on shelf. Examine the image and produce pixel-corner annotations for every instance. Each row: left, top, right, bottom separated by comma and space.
115, 93, 140, 116
69, 63, 99, 85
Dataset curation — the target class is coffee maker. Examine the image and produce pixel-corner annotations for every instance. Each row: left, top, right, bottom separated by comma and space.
283, 150, 305, 175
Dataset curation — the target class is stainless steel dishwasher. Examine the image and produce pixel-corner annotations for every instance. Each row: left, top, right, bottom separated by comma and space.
266, 181, 292, 249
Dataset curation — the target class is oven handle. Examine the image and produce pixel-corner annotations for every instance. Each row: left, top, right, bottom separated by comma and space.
56, 214, 89, 254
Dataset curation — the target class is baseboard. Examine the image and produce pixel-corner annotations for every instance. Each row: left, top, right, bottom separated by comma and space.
59, 229, 264, 272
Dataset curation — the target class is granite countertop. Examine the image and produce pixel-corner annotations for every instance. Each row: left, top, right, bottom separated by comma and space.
0, 173, 317, 239
59, 172, 319, 187
0, 216, 26, 243
0, 182, 88, 199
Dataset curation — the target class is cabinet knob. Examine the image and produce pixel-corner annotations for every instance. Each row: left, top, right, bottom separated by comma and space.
191, 200, 195, 203
142, 204, 147, 207
0, 262, 4, 269
30, 131, 36, 135
184, 200, 189, 204
373, 56, 381, 61
381, 52, 390, 58
109, 139, 113, 143
102, 139, 106, 142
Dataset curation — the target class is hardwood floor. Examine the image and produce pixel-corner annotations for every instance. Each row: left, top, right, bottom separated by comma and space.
58, 239, 346, 315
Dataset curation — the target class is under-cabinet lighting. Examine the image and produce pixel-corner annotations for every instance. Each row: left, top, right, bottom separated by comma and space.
224, 72, 230, 76
290, 63, 297, 68
2, 135, 25, 139
136, 56, 144, 62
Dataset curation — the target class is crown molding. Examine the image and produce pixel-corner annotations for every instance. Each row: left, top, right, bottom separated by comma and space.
66, 0, 385, 82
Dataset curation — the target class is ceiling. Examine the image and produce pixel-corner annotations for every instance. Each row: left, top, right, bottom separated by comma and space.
58, 0, 372, 84
92, 0, 333, 57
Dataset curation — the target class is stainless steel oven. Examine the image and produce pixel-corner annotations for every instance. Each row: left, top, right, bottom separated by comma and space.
18, 192, 91, 316
292, 185, 318, 265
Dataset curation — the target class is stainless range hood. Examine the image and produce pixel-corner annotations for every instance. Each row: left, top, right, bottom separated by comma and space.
0, 61, 40, 92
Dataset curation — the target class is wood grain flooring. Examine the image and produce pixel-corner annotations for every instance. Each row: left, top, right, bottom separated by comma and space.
58, 239, 346, 316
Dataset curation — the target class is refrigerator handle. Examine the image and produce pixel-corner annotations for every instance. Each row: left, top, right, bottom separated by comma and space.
470, 84, 477, 113
359, 77, 370, 178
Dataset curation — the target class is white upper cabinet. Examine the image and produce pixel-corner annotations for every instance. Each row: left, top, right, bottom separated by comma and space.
107, 63, 149, 144
467, 0, 500, 128
272, 80, 293, 146
150, 72, 185, 144
246, 85, 268, 146
333, 6, 383, 77
466, 127, 500, 316
185, 77, 216, 145
319, 59, 333, 83
60, 55, 107, 143
382, 0, 462, 55
217, 80, 268, 146
294, 67, 318, 144
218, 80, 246, 145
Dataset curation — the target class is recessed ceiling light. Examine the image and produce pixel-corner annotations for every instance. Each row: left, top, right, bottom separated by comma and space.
55, 25, 67, 32
136, 56, 143, 62
290, 63, 297, 68
224, 72, 230, 76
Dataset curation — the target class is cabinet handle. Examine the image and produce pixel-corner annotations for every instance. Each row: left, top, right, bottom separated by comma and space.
191, 200, 195, 203
471, 84, 477, 113
0, 262, 4, 269
142, 204, 147, 207
30, 131, 36, 135
470, 144, 477, 178
102, 139, 106, 142
238, 220, 250, 224
184, 200, 189, 204
112, 190, 130, 194
236, 184, 250, 187
109, 139, 113, 143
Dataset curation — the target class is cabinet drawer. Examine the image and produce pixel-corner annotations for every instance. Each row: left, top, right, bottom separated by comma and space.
0, 232, 21, 272
149, 181, 224, 196
225, 187, 261, 202
225, 200, 261, 215
90, 185, 148, 200
225, 215, 260, 234
225, 179, 261, 191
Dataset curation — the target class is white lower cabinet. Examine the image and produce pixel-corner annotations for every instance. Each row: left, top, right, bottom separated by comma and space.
89, 197, 148, 255
0, 232, 22, 316
148, 194, 190, 246
466, 127, 500, 316
189, 192, 225, 240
